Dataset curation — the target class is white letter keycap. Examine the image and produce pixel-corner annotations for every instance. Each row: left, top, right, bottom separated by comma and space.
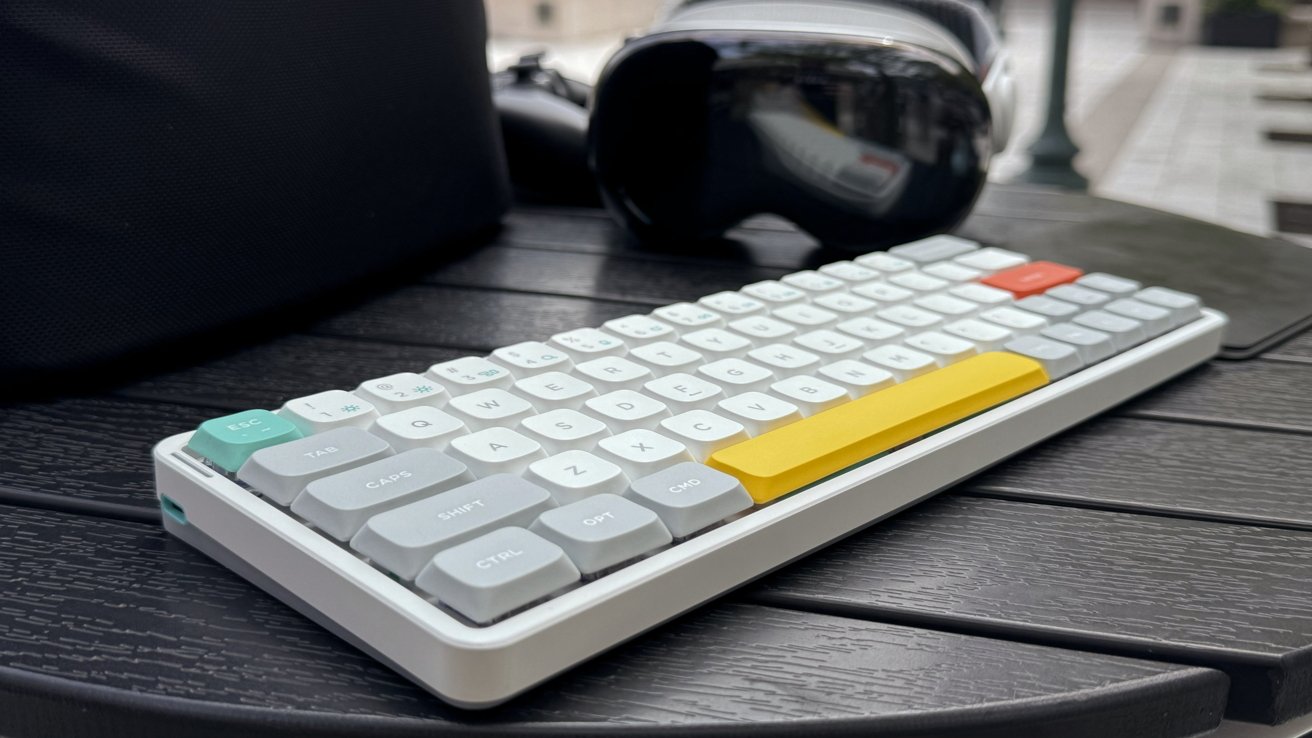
279, 390, 380, 435
659, 410, 749, 461
427, 356, 515, 393
525, 449, 629, 505
354, 373, 449, 414
447, 427, 547, 477
519, 408, 611, 454
595, 429, 694, 479
447, 388, 536, 431
371, 406, 469, 451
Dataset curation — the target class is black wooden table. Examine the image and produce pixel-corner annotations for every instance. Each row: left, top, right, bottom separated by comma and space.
3, 185, 1312, 737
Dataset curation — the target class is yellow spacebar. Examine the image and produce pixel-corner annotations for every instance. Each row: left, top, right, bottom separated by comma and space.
707, 352, 1049, 503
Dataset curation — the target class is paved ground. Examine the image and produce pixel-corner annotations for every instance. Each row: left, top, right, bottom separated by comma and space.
489, 0, 1312, 242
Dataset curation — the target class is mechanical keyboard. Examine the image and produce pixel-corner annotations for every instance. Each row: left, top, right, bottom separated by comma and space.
153, 235, 1226, 707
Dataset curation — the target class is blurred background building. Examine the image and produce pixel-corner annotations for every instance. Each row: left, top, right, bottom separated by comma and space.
486, 0, 1312, 245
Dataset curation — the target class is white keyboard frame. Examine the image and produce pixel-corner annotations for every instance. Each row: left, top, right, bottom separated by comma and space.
153, 309, 1226, 708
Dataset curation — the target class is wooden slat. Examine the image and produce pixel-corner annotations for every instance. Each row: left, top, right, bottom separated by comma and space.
963, 416, 1312, 530
500, 209, 834, 271
0, 503, 1225, 738
0, 397, 209, 511
1264, 329, 1312, 363
422, 245, 787, 305
308, 285, 645, 351
119, 335, 464, 412
1118, 361, 1312, 434
750, 496, 1312, 723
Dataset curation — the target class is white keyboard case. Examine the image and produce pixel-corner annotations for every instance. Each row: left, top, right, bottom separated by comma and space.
153, 309, 1225, 707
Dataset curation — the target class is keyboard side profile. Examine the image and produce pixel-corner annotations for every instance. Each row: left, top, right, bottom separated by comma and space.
153, 236, 1227, 707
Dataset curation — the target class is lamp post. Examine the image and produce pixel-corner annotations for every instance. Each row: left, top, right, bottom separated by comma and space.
1016, 0, 1088, 190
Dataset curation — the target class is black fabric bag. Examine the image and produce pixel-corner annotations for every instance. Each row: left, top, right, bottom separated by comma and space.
0, 0, 509, 380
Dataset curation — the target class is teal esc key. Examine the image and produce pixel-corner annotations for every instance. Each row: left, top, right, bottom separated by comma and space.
187, 409, 304, 473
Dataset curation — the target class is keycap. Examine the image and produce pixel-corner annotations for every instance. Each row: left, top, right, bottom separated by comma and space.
949, 282, 1014, 306
770, 375, 849, 416
698, 358, 776, 394
291, 448, 473, 541
652, 303, 723, 330
625, 462, 754, 538
353, 475, 556, 580
530, 494, 673, 575
854, 252, 916, 273
582, 390, 672, 432
747, 343, 821, 372
602, 314, 676, 345
707, 352, 1047, 503
716, 392, 803, 436
781, 270, 845, 293
519, 408, 611, 454
862, 344, 937, 381
512, 371, 598, 410
1004, 335, 1083, 379
1042, 323, 1116, 364
679, 327, 754, 358
659, 410, 750, 460
1134, 287, 1202, 327
415, 527, 579, 624
813, 292, 878, 315
1104, 298, 1173, 337
370, 406, 469, 451
490, 341, 573, 376
773, 303, 839, 328
573, 356, 652, 392
741, 280, 808, 304
1045, 284, 1111, 309
446, 388, 537, 431
877, 304, 943, 329
595, 429, 694, 478
954, 247, 1028, 273
188, 409, 303, 473
447, 427, 547, 477
644, 372, 724, 411
915, 293, 979, 319
818, 360, 897, 397
699, 291, 766, 317
1015, 295, 1081, 320
727, 315, 797, 341
905, 331, 978, 366
794, 329, 865, 359
853, 281, 915, 304
1076, 272, 1141, 296
943, 318, 1014, 352
818, 261, 880, 282
628, 341, 704, 372
836, 316, 904, 343
354, 373, 450, 414
524, 449, 629, 505
1073, 310, 1147, 351
427, 356, 515, 393
980, 306, 1048, 334
237, 427, 393, 506
550, 327, 628, 359
279, 390, 380, 435
982, 261, 1083, 298
888, 272, 949, 293
889, 234, 979, 262
921, 262, 982, 283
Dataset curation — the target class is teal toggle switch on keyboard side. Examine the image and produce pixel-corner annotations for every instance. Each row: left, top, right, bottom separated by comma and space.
187, 409, 303, 473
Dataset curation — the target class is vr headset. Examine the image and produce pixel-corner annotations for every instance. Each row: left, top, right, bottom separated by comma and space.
582, 0, 1016, 249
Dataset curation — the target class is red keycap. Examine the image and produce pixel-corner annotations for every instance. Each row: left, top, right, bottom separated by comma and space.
981, 261, 1083, 298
